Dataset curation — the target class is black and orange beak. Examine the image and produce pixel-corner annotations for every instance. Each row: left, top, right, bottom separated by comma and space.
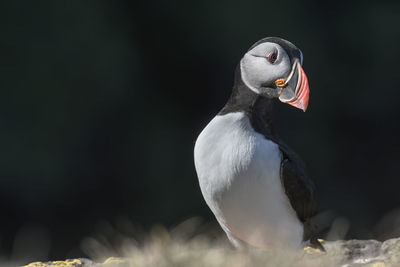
277, 61, 310, 112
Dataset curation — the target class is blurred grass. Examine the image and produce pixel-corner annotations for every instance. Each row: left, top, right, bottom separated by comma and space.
79, 218, 341, 267
10, 212, 400, 266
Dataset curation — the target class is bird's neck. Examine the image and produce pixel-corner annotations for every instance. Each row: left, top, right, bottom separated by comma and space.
219, 68, 276, 138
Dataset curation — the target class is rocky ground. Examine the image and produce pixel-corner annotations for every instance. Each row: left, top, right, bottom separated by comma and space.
24, 257, 127, 267
21, 237, 400, 267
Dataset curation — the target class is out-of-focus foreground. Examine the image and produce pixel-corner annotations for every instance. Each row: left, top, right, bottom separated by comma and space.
17, 218, 400, 267
0, 217, 392, 266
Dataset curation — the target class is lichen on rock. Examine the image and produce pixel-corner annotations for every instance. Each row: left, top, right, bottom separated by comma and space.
23, 258, 129, 267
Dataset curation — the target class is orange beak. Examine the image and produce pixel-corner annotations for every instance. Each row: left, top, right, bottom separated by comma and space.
285, 64, 310, 112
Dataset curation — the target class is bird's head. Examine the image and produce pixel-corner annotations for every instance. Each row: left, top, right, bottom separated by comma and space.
239, 37, 309, 111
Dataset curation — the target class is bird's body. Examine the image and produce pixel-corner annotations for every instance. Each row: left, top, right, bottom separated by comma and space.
194, 37, 322, 250
194, 112, 303, 250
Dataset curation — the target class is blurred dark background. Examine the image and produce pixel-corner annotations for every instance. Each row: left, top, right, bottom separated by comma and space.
1, 0, 400, 262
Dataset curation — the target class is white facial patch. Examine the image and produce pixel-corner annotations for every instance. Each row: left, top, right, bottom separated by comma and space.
240, 42, 291, 94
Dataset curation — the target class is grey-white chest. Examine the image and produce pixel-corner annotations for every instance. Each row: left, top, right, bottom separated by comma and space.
194, 112, 303, 249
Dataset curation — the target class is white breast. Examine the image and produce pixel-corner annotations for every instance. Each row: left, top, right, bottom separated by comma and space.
194, 112, 303, 250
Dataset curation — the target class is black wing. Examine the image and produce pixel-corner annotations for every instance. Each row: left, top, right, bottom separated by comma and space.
278, 143, 317, 223
279, 143, 322, 244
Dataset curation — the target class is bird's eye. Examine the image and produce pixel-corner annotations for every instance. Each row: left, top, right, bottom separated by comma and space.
267, 52, 278, 63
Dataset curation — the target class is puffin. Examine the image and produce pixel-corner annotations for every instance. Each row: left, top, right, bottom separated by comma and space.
194, 37, 323, 251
